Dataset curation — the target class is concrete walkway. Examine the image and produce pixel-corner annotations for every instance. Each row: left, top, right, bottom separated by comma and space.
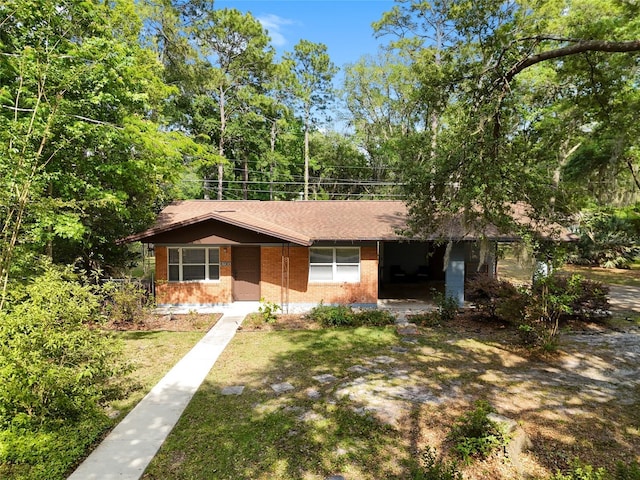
68, 302, 258, 480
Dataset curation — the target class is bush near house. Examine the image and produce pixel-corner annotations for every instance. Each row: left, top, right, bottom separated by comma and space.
305, 303, 396, 328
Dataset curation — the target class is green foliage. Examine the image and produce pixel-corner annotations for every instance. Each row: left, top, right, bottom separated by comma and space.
409, 311, 442, 327
306, 303, 354, 327
0, 264, 131, 427
569, 208, 640, 269
517, 323, 541, 346
466, 274, 609, 346
432, 290, 460, 323
412, 446, 463, 480
530, 274, 610, 328
447, 400, 509, 464
371, 0, 640, 242
101, 279, 153, 325
549, 460, 640, 480
550, 461, 608, 480
0, 414, 111, 480
258, 298, 281, 324
0, 0, 189, 279
305, 303, 395, 328
466, 276, 529, 324
351, 308, 396, 326
614, 460, 640, 480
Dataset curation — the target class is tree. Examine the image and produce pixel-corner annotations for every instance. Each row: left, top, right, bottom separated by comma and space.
308, 131, 378, 199
284, 40, 338, 200
373, 0, 640, 240
342, 51, 422, 189
192, 8, 274, 199
0, 0, 187, 299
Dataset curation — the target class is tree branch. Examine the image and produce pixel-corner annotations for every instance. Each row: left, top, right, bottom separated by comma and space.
505, 39, 640, 83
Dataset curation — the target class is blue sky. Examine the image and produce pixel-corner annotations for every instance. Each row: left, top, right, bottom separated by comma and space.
215, 0, 397, 69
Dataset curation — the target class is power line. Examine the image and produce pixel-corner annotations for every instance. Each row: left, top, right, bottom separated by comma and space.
179, 178, 405, 187
213, 185, 406, 198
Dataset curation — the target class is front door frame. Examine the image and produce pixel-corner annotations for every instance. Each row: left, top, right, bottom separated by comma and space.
232, 246, 261, 301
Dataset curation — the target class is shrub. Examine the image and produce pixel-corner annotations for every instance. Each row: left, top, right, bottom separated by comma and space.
258, 298, 281, 324
305, 303, 354, 327
549, 460, 640, 480
409, 311, 441, 327
0, 414, 111, 480
431, 290, 460, 323
531, 274, 610, 324
550, 461, 608, 480
568, 208, 640, 269
305, 304, 395, 328
517, 323, 540, 346
0, 265, 131, 427
466, 276, 529, 324
101, 279, 152, 324
447, 400, 509, 464
412, 446, 463, 480
351, 308, 396, 326
614, 460, 640, 479
0, 265, 132, 479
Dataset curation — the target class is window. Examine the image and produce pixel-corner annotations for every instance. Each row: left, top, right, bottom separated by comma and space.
309, 247, 360, 282
168, 247, 220, 282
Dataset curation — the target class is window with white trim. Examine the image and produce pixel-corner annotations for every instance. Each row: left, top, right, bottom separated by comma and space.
309, 247, 360, 282
168, 247, 220, 282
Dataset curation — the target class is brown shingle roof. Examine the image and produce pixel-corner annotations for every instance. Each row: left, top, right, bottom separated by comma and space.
123, 200, 575, 245
124, 200, 409, 245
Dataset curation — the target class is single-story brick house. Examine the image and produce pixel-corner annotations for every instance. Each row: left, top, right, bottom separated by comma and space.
124, 200, 567, 310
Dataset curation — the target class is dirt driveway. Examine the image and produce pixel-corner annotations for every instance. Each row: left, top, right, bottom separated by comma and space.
327, 283, 640, 477
608, 284, 640, 315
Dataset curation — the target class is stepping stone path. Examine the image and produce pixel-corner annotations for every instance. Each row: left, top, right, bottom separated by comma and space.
401, 336, 419, 344
306, 388, 322, 399
242, 336, 447, 430
221, 385, 245, 395
397, 323, 419, 335
372, 355, 395, 364
346, 365, 369, 374
390, 346, 409, 353
312, 374, 338, 384
271, 382, 295, 394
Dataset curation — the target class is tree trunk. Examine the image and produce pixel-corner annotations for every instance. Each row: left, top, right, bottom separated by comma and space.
218, 86, 226, 200
243, 158, 249, 200
304, 121, 309, 201
270, 119, 277, 200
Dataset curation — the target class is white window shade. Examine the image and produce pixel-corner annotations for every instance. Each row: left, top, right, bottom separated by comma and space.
309, 247, 360, 283
167, 247, 220, 282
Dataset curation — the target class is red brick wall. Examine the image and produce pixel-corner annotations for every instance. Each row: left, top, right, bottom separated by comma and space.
261, 246, 378, 305
155, 244, 378, 306
155, 246, 233, 305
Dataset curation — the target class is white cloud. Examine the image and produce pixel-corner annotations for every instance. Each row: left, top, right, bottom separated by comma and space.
257, 13, 294, 47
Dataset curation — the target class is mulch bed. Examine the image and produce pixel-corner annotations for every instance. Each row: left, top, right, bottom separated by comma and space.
106, 313, 222, 332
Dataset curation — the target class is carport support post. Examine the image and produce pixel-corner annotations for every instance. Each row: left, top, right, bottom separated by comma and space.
445, 242, 465, 307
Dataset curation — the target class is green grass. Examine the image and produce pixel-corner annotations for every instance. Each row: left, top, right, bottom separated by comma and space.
143, 327, 406, 480
498, 247, 640, 287
559, 263, 640, 287
142, 323, 640, 480
110, 330, 206, 417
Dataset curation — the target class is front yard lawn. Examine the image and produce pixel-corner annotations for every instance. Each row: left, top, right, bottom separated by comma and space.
0, 330, 207, 480
142, 323, 640, 480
